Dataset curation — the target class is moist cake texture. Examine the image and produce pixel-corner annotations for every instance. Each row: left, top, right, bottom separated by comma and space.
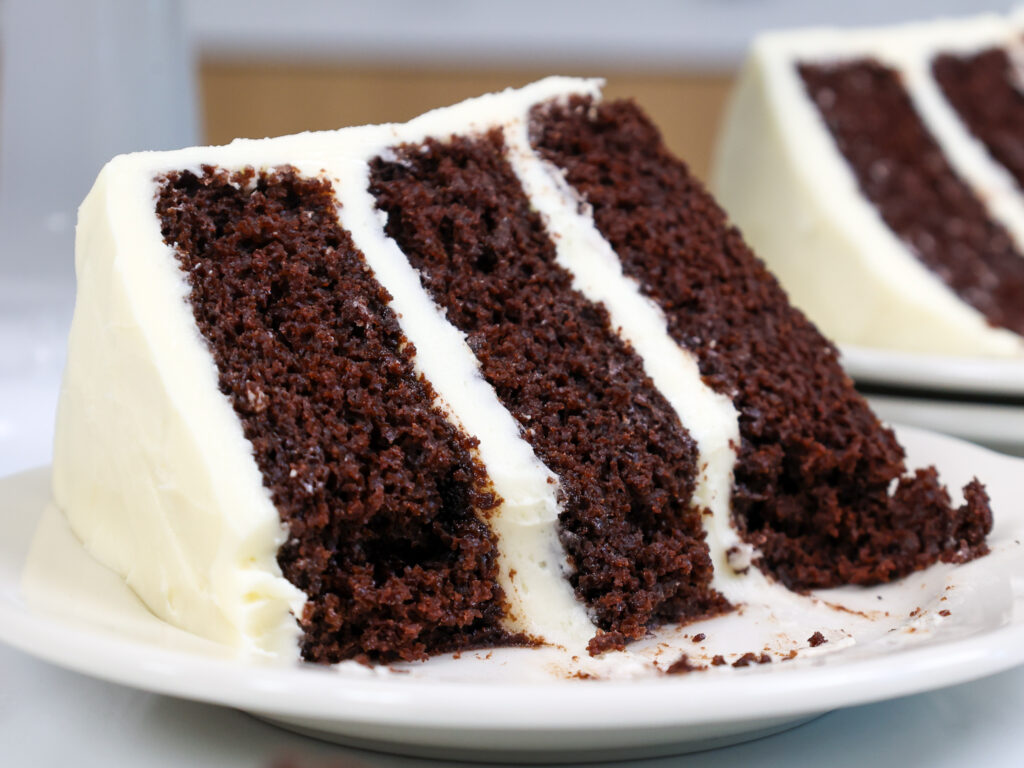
156, 166, 513, 663
532, 97, 991, 588
713, 13, 1024, 356
53, 77, 993, 669
370, 132, 726, 651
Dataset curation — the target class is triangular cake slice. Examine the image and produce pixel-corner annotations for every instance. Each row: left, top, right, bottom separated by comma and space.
714, 13, 1024, 356
53, 78, 992, 666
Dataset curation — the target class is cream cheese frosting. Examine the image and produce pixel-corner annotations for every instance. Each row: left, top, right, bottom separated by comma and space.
712, 14, 1024, 357
54, 77, 759, 662
502, 121, 763, 604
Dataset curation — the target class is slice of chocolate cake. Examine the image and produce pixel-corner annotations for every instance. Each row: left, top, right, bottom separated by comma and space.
713, 13, 1024, 357
52, 78, 992, 668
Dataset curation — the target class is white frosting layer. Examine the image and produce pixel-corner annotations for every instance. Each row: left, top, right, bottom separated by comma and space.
325, 78, 608, 652
502, 121, 760, 602
712, 14, 1024, 357
55, 76, 768, 664
53, 155, 309, 658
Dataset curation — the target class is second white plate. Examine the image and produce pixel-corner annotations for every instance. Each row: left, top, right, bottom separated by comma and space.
840, 344, 1024, 397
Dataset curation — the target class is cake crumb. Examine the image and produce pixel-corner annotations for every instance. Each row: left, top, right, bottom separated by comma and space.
691, 633, 706, 643
808, 631, 827, 647
587, 630, 627, 657
732, 652, 772, 667
665, 654, 706, 675
711, 654, 727, 666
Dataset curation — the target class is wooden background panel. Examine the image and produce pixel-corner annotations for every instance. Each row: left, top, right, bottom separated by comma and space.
200, 64, 734, 181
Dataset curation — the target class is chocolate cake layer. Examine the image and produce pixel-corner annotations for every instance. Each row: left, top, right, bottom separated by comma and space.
370, 132, 728, 650
934, 48, 1024, 192
531, 97, 993, 589
798, 60, 1024, 337
157, 166, 513, 663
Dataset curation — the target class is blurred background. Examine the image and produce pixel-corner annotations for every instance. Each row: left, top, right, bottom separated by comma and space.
0, 0, 1018, 474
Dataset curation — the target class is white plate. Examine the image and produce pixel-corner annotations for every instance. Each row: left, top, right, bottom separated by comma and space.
840, 344, 1024, 397
865, 396, 1024, 458
2, 426, 1024, 763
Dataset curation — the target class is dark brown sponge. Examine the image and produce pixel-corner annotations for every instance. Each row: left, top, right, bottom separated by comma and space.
370, 130, 729, 646
157, 165, 516, 663
531, 97, 992, 589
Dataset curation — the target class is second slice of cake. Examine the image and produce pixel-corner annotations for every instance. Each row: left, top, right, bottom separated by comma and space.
713, 13, 1024, 357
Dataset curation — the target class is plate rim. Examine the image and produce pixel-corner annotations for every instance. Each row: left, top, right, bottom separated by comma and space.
3, 426, 1024, 733
2, 594, 1023, 730
839, 344, 1024, 397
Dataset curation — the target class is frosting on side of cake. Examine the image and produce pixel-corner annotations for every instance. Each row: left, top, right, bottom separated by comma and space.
712, 15, 1024, 357
53, 154, 309, 658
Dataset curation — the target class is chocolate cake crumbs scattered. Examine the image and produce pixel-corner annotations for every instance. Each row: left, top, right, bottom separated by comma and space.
799, 60, 1024, 337
587, 631, 628, 657
732, 653, 758, 668
157, 165, 517, 663
939, 609, 952, 617
732, 652, 772, 668
711, 655, 727, 667
691, 633, 706, 643
530, 96, 993, 590
666, 654, 705, 674
370, 130, 729, 645
934, 48, 1024, 192
808, 631, 827, 647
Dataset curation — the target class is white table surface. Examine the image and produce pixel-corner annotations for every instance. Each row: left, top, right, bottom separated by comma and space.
2, 297, 1023, 767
